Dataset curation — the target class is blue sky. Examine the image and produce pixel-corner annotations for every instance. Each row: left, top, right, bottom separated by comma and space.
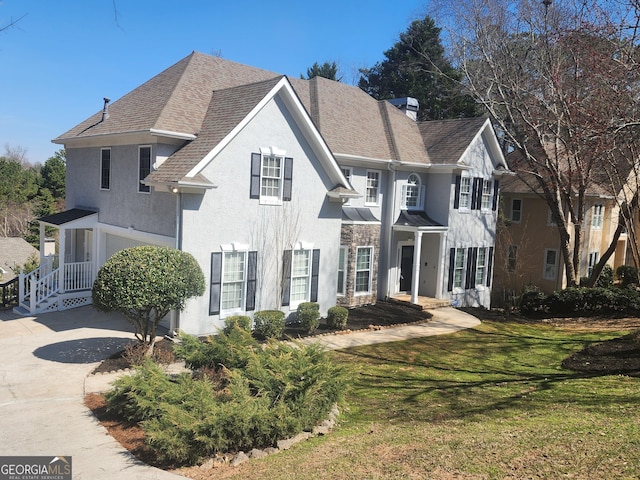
0, 0, 427, 164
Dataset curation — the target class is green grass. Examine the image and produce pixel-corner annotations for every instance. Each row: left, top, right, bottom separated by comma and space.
175, 320, 640, 479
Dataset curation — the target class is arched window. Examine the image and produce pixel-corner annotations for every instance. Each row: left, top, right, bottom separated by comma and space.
402, 173, 423, 209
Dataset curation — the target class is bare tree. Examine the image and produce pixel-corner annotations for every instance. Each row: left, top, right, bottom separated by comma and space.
434, 0, 640, 286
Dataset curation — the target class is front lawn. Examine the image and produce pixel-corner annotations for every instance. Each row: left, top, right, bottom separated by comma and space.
175, 318, 640, 479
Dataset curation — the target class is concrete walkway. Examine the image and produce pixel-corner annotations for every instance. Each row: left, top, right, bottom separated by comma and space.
0, 305, 480, 479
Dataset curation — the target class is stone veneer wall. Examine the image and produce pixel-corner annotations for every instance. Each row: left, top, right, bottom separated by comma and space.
337, 223, 381, 308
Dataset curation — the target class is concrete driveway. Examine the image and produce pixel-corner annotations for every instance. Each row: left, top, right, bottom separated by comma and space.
0, 306, 187, 480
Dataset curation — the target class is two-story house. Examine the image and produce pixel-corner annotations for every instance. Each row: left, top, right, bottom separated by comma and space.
493, 170, 629, 301
20, 52, 507, 336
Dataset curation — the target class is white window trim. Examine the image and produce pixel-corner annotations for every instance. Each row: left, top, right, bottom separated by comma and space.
355, 246, 374, 295
480, 179, 493, 212
475, 246, 488, 291
592, 204, 604, 230
458, 175, 472, 211
220, 248, 249, 316
401, 173, 424, 210
452, 247, 466, 292
290, 245, 313, 308
341, 167, 353, 206
337, 246, 347, 296
543, 249, 558, 280
365, 170, 381, 206
511, 198, 522, 223
100, 147, 111, 191
138, 145, 152, 194
588, 251, 599, 277
259, 154, 284, 205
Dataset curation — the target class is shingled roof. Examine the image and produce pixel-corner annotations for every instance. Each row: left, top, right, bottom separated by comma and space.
56, 51, 496, 184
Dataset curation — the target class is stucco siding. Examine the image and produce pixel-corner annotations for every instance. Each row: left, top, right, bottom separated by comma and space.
179, 95, 342, 336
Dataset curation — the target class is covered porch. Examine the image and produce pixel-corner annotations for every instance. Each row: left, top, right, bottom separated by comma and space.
391, 210, 449, 307
16, 209, 97, 315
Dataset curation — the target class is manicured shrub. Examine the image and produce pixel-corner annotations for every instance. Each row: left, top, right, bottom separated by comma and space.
222, 315, 252, 334
595, 265, 614, 289
297, 302, 320, 334
253, 310, 285, 339
616, 265, 638, 287
546, 287, 587, 315
519, 285, 547, 316
174, 328, 259, 371
327, 306, 349, 329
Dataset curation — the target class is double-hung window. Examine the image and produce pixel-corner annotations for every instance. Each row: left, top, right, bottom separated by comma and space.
365, 170, 380, 205
511, 199, 522, 223
100, 148, 111, 190
250, 151, 293, 204
453, 248, 466, 289
221, 251, 246, 312
592, 204, 604, 229
476, 247, 487, 286
544, 249, 558, 280
337, 246, 347, 296
458, 177, 471, 209
355, 247, 373, 294
138, 146, 151, 193
290, 249, 312, 305
341, 167, 352, 205
402, 173, 423, 209
588, 251, 599, 277
481, 180, 492, 210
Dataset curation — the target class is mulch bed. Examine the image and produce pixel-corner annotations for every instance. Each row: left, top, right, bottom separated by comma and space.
92, 301, 432, 374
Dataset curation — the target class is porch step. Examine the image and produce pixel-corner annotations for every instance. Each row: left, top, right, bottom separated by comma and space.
12, 305, 30, 316
390, 295, 452, 311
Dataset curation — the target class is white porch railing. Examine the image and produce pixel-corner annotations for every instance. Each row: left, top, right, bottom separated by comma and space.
63, 261, 93, 292
19, 261, 93, 314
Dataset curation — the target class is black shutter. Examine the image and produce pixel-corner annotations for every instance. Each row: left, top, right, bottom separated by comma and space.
283, 157, 293, 201
468, 247, 478, 289
209, 252, 222, 315
310, 249, 320, 302
465, 247, 474, 289
281, 250, 292, 306
250, 153, 261, 199
486, 247, 494, 287
453, 176, 461, 209
492, 180, 500, 211
472, 178, 482, 210
447, 247, 455, 292
245, 251, 257, 311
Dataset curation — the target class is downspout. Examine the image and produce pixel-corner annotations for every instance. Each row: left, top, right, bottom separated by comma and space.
384, 161, 399, 300
170, 189, 182, 335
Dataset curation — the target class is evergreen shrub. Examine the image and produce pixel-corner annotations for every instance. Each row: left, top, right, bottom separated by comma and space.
297, 302, 320, 334
222, 315, 252, 334
253, 310, 285, 339
327, 306, 349, 329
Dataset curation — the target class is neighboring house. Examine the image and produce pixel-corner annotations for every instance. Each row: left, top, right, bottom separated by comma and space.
0, 237, 39, 282
493, 171, 628, 300
19, 52, 507, 336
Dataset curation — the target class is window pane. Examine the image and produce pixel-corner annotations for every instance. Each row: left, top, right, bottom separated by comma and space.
454, 248, 465, 288
481, 180, 492, 210
459, 177, 471, 208
261, 155, 282, 199
476, 248, 486, 285
291, 250, 311, 303
337, 247, 346, 294
221, 252, 245, 310
139, 147, 151, 193
101, 149, 110, 189
355, 247, 372, 293
366, 171, 379, 204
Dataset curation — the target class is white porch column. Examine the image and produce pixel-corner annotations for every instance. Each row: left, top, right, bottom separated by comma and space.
39, 223, 45, 263
59, 228, 66, 293
411, 231, 423, 304
435, 231, 448, 299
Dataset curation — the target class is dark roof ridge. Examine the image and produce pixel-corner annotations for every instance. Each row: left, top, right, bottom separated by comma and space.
378, 100, 400, 161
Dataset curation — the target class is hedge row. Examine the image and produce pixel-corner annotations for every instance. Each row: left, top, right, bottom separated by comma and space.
520, 285, 640, 317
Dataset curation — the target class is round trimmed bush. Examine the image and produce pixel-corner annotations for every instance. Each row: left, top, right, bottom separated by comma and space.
297, 302, 320, 334
222, 315, 252, 334
253, 310, 285, 339
327, 306, 348, 329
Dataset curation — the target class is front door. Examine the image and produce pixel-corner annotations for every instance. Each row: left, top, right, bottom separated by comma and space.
400, 245, 414, 292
